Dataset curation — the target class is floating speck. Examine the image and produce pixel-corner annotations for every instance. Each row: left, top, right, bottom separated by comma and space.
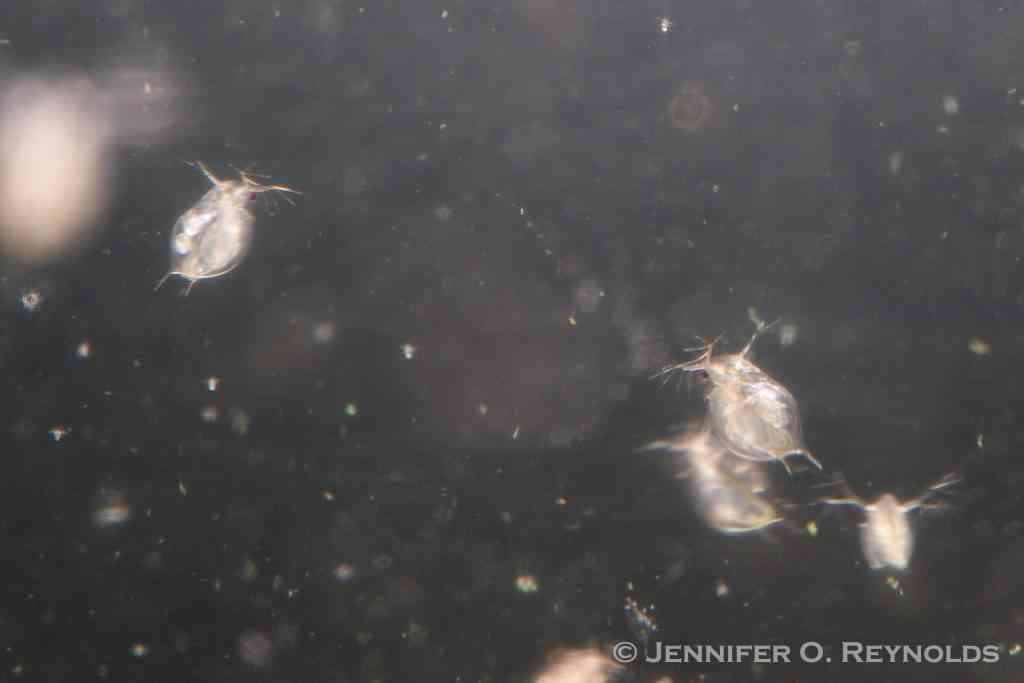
779, 323, 798, 347
48, 425, 69, 442
344, 402, 358, 417
715, 578, 730, 597
205, 376, 220, 392
199, 404, 220, 423
76, 340, 92, 359
312, 321, 336, 344
885, 575, 904, 595
515, 574, 539, 593
237, 629, 273, 669
657, 16, 673, 33
19, 289, 42, 312
322, 490, 335, 501
888, 150, 904, 175
333, 563, 357, 582
476, 403, 488, 415
130, 642, 149, 658
93, 489, 132, 527
942, 94, 959, 116
401, 342, 417, 360
968, 338, 991, 356
806, 520, 818, 537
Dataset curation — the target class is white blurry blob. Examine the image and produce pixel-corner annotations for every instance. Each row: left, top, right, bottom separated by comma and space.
19, 289, 43, 313
93, 488, 131, 528
0, 77, 111, 264
237, 629, 274, 669
534, 647, 623, 683
778, 323, 798, 347
0, 68, 181, 264
942, 94, 959, 116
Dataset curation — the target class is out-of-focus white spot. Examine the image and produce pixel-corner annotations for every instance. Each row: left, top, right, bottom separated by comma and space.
48, 425, 69, 442
0, 78, 111, 264
76, 340, 92, 359
333, 563, 357, 582
534, 647, 623, 683
657, 16, 674, 33
130, 643, 149, 658
401, 342, 417, 359
716, 578, 730, 597
434, 204, 453, 222
93, 489, 132, 527
199, 404, 220, 423
237, 629, 274, 669
312, 320, 336, 344
515, 574, 540, 593
888, 150, 904, 175
477, 403, 489, 416
942, 94, 959, 116
779, 323, 798, 347
205, 376, 220, 392
968, 338, 991, 356
19, 289, 43, 313
936, 124, 950, 135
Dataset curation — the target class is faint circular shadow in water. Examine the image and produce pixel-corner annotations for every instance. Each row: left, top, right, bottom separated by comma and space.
668, 83, 715, 132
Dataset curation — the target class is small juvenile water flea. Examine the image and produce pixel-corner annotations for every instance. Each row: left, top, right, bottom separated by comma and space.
817, 473, 960, 571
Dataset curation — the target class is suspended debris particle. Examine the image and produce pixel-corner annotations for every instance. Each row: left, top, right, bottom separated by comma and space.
515, 574, 540, 593
199, 404, 220, 423
779, 323, 798, 347
806, 520, 818, 537
76, 340, 92, 359
19, 289, 42, 313
968, 338, 991, 356
624, 596, 658, 649
716, 578, 730, 597
237, 629, 274, 669
205, 376, 220, 392
93, 489, 132, 527
312, 321, 336, 344
333, 563, 357, 582
344, 402, 358, 417
942, 94, 960, 116
401, 342, 417, 359
48, 425, 69, 442
889, 150, 904, 174
130, 642, 149, 658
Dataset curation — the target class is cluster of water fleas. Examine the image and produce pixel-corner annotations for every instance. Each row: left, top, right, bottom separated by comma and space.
644, 323, 960, 574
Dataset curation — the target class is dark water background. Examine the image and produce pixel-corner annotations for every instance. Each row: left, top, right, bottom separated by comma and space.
2, 0, 1024, 681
